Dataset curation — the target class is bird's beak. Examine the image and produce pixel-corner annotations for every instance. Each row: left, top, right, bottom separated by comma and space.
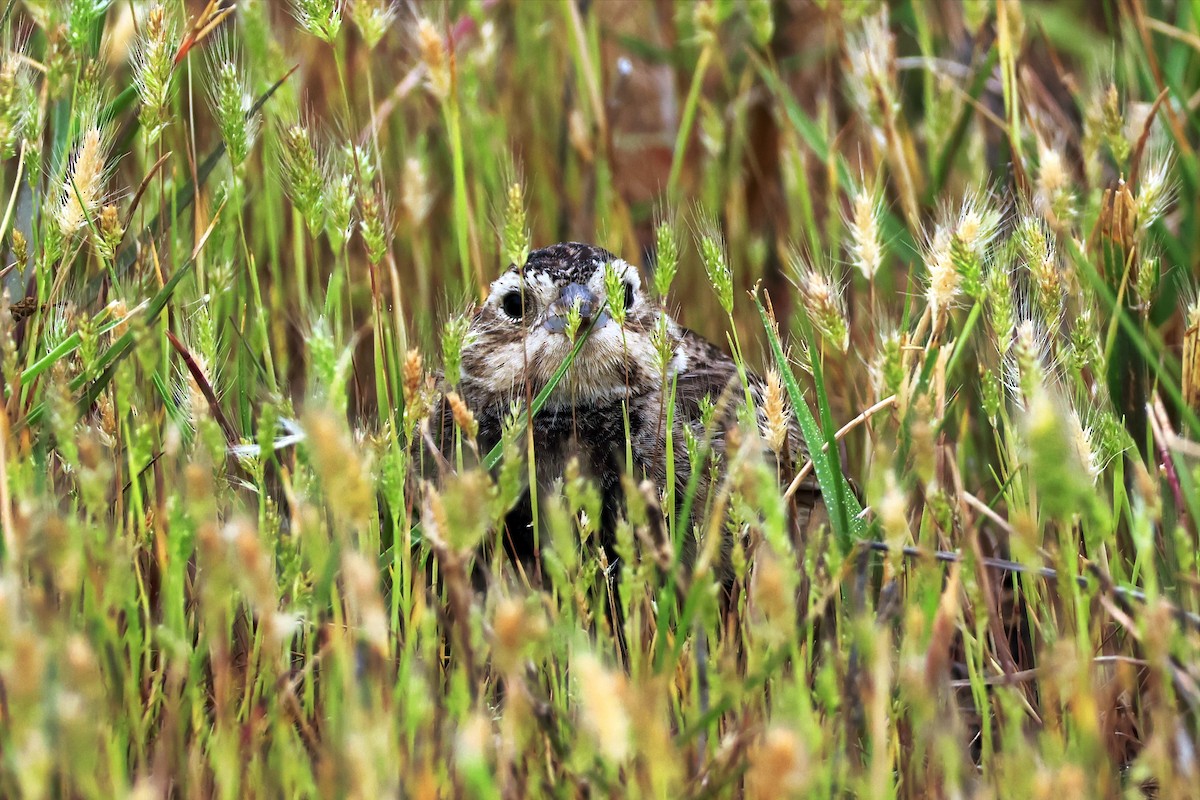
543, 282, 611, 334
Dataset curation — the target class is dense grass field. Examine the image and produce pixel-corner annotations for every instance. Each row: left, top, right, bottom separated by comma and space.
2, 0, 1200, 796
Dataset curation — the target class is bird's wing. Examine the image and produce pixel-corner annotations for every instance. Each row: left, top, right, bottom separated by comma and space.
671, 326, 827, 517
670, 327, 744, 430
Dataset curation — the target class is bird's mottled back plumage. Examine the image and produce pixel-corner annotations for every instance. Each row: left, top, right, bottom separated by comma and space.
424, 242, 826, 569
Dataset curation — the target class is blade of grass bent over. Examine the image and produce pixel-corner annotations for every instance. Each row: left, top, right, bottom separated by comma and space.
482, 311, 605, 471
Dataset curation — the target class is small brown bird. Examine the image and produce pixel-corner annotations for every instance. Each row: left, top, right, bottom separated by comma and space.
424, 242, 826, 568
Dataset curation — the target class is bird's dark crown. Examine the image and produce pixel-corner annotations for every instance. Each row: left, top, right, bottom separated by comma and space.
520, 242, 619, 285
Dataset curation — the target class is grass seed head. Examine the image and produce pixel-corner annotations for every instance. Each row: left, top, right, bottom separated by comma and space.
1101, 82, 1130, 165
304, 410, 374, 530
493, 596, 545, 673
97, 203, 122, 260
501, 180, 530, 268
1184, 299, 1200, 412
749, 545, 796, 644
747, 726, 811, 800
1136, 147, 1175, 234
845, 8, 896, 140
179, 352, 213, 429
847, 186, 884, 281
1017, 217, 1064, 327
359, 188, 392, 264
135, 4, 176, 143
1067, 407, 1102, 484
445, 392, 477, 442
11, 229, 26, 265
878, 470, 910, 546
402, 156, 432, 226
280, 124, 325, 235
349, 0, 395, 50
324, 171, 355, 254
747, 0, 774, 47
440, 470, 492, 551
417, 18, 450, 100
67, 0, 111, 52
603, 260, 628, 327
1035, 140, 1075, 229
945, 190, 999, 301
55, 126, 109, 239
1007, 319, 1050, 406
873, 328, 905, 402
441, 314, 471, 387
651, 314, 674, 374
653, 220, 679, 298
793, 257, 849, 352
924, 226, 960, 334
1133, 252, 1159, 310
1023, 389, 1097, 522
291, 0, 342, 44
761, 368, 790, 456
698, 227, 734, 316
342, 551, 388, 654
208, 41, 258, 170
574, 652, 630, 764
0, 40, 35, 159
1066, 307, 1101, 377
402, 349, 426, 433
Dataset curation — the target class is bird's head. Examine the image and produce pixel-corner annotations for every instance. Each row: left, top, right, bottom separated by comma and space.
460, 242, 676, 408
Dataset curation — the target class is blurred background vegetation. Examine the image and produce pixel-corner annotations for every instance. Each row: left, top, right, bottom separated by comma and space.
1, 0, 1200, 797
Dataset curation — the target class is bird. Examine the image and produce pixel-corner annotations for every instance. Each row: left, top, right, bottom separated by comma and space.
420, 241, 827, 574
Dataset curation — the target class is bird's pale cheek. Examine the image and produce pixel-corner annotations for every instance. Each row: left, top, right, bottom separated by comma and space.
460, 344, 493, 379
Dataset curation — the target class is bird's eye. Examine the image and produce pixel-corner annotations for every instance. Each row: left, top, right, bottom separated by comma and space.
500, 290, 527, 320
623, 282, 635, 310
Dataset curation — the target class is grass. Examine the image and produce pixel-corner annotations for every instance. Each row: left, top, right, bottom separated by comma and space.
1, 0, 1199, 797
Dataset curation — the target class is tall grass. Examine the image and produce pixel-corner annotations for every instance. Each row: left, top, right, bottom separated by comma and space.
1, 1, 1199, 797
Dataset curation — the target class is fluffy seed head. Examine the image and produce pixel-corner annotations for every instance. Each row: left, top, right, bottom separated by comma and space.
56, 127, 109, 237
402, 349, 427, 433
794, 259, 849, 352
986, 262, 1016, 354
402, 156, 431, 225
747, 726, 811, 799
847, 187, 884, 281
440, 314, 471, 387
761, 369, 790, 456
924, 226, 960, 332
574, 652, 630, 764
208, 37, 258, 169
280, 124, 325, 235
1067, 408, 1102, 483
653, 220, 679, 298
417, 18, 450, 100
0, 39, 35, 158
501, 181, 530, 268
323, 172, 355, 254
291, 0, 342, 44
134, 5, 175, 144
358, 189, 391, 264
877, 470, 909, 545
1035, 139, 1075, 229
1184, 299, 1200, 412
348, 0, 395, 50
845, 8, 896, 139
697, 228, 733, 315
603, 260, 629, 327
1136, 148, 1175, 233
1101, 83, 1130, 165
445, 392, 477, 441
